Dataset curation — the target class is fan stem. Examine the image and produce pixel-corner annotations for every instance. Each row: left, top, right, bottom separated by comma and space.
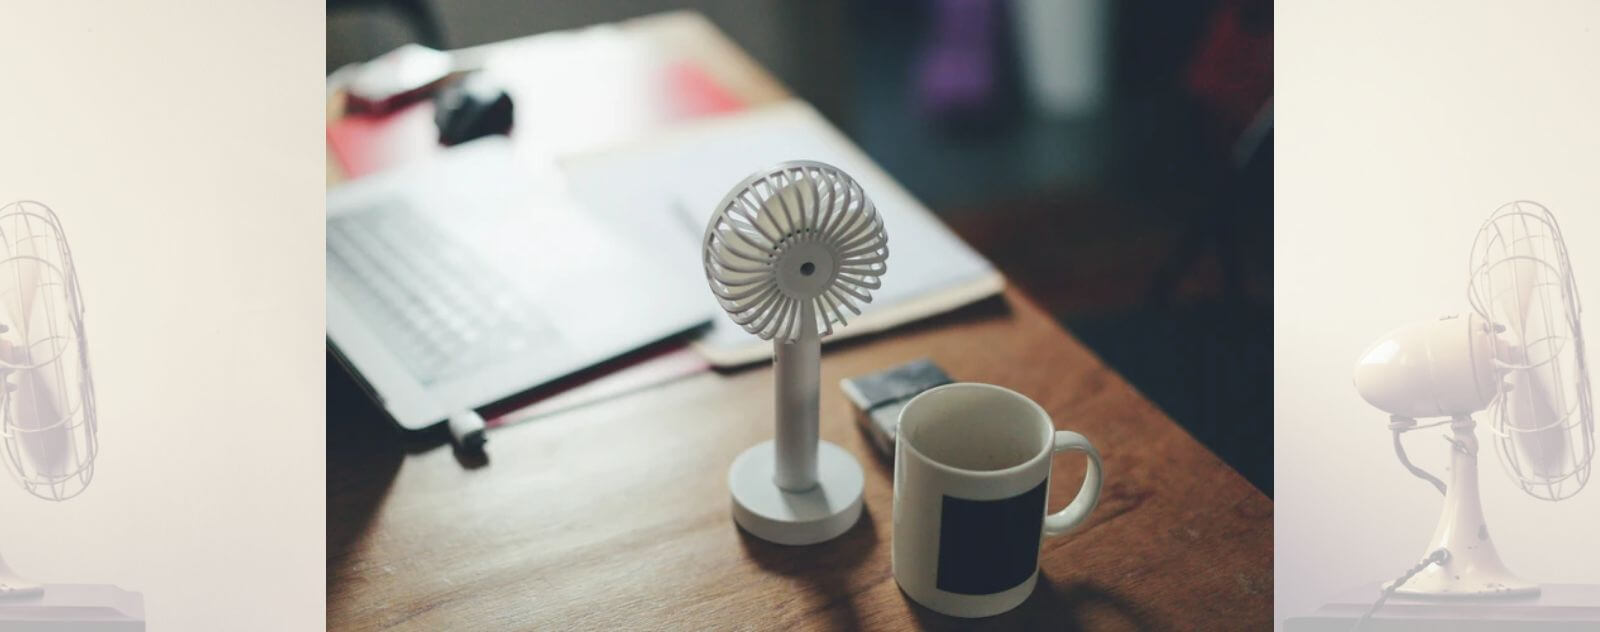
1393, 416, 1538, 597
772, 301, 820, 492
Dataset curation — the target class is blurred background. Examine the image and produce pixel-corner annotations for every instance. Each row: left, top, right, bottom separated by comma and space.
327, 0, 1272, 493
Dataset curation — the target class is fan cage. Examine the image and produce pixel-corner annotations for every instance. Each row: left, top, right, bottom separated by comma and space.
0, 201, 97, 502
702, 161, 888, 342
1467, 200, 1592, 501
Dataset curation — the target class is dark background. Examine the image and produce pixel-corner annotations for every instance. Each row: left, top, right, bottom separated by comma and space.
327, 0, 1273, 494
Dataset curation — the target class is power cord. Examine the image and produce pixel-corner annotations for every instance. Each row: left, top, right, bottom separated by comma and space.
1351, 548, 1450, 631
1389, 416, 1447, 494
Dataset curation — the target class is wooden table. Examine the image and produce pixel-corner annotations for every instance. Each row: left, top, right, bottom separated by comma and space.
327, 12, 1271, 631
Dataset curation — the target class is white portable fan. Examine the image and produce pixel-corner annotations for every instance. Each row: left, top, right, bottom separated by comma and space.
1353, 201, 1593, 598
703, 161, 888, 545
0, 200, 100, 598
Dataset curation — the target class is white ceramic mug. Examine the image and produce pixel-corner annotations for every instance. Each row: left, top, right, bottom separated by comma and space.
892, 383, 1104, 618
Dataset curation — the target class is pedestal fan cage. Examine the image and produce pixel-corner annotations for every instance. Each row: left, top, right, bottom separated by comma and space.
1467, 200, 1592, 502
0, 200, 97, 502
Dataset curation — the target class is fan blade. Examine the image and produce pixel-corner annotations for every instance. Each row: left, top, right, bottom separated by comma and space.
1502, 224, 1573, 480
10, 363, 71, 479
1509, 225, 1540, 337
1505, 372, 1572, 479
0, 229, 44, 341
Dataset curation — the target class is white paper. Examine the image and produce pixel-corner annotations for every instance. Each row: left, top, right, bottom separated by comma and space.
562, 100, 1001, 364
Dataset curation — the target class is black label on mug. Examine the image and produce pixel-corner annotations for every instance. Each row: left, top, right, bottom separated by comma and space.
934, 480, 1047, 595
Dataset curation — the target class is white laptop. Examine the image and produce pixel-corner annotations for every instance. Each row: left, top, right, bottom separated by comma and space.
326, 138, 709, 430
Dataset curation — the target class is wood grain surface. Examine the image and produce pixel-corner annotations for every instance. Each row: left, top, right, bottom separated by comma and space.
328, 287, 1272, 631
327, 13, 1270, 630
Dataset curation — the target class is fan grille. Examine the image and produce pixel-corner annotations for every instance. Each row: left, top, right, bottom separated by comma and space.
703, 161, 888, 342
1468, 200, 1592, 501
0, 200, 97, 502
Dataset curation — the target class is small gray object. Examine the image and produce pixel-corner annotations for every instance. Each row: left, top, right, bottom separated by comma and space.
840, 358, 953, 458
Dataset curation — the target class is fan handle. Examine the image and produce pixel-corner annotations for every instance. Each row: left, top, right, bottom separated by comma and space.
773, 302, 820, 491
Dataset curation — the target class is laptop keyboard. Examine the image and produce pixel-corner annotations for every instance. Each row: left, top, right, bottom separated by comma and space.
327, 204, 553, 386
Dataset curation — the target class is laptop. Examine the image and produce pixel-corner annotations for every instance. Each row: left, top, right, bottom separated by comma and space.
326, 138, 709, 430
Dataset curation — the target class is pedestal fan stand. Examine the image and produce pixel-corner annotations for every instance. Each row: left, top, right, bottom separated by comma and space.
1390, 415, 1538, 597
728, 302, 864, 545
0, 553, 42, 598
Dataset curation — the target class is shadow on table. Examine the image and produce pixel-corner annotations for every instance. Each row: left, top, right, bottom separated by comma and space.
737, 506, 882, 631
906, 573, 1167, 631
327, 345, 497, 561
326, 352, 406, 566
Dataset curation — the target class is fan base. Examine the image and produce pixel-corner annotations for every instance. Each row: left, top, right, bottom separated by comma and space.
1390, 563, 1539, 598
0, 577, 42, 600
729, 439, 864, 545
0, 555, 42, 600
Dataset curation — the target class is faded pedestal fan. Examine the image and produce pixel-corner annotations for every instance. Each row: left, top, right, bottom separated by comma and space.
1353, 201, 1593, 601
0, 200, 100, 598
703, 161, 887, 545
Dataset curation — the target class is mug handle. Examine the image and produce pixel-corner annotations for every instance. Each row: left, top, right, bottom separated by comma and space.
1042, 431, 1103, 537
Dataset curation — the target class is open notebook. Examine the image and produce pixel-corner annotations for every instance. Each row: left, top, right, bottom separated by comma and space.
563, 100, 1003, 366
